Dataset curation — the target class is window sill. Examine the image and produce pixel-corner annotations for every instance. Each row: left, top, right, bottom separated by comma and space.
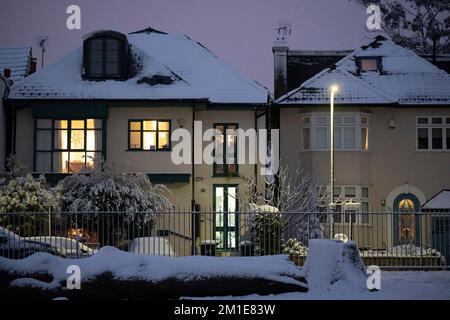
212, 174, 240, 178
126, 149, 172, 152
415, 149, 450, 153
300, 149, 370, 153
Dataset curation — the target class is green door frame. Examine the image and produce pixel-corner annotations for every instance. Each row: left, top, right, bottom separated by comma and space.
213, 184, 239, 251
393, 193, 421, 246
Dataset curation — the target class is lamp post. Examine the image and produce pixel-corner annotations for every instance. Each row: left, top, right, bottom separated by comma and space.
329, 85, 338, 239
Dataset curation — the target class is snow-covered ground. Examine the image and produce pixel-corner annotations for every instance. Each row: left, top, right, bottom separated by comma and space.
190, 271, 450, 300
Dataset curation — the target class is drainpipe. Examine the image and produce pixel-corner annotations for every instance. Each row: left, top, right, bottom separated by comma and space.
191, 103, 196, 255
254, 106, 258, 194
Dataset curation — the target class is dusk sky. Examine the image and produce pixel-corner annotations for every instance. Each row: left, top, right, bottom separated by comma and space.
0, 0, 376, 91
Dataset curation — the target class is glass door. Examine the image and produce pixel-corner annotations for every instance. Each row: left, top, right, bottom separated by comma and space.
214, 185, 238, 250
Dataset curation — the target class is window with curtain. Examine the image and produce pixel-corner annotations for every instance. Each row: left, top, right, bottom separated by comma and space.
128, 120, 171, 151
300, 113, 370, 151
35, 119, 103, 173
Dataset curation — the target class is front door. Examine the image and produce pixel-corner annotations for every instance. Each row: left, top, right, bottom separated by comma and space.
432, 217, 450, 265
213, 185, 238, 251
393, 193, 420, 245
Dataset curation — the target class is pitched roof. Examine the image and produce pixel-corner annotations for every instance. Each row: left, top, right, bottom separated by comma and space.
422, 190, 450, 210
277, 36, 450, 105
0, 47, 32, 82
9, 29, 267, 104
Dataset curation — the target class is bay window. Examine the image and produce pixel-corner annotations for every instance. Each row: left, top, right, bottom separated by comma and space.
35, 119, 103, 173
416, 116, 450, 151
300, 113, 370, 151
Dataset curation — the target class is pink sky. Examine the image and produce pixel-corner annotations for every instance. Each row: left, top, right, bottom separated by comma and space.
0, 0, 373, 90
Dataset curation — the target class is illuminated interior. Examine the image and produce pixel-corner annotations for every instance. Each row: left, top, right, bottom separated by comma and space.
35, 118, 102, 173
398, 198, 416, 243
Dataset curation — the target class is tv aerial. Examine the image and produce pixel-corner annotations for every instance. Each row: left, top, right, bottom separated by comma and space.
275, 21, 291, 40
36, 35, 49, 68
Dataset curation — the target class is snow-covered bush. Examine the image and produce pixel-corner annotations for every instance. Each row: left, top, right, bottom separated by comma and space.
0, 158, 60, 213
59, 160, 174, 215
281, 238, 308, 256
250, 211, 282, 255
0, 157, 60, 236
0, 175, 60, 213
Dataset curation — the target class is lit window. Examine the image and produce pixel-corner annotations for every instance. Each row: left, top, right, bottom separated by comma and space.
128, 120, 171, 151
361, 127, 369, 150
359, 58, 379, 72
35, 119, 103, 173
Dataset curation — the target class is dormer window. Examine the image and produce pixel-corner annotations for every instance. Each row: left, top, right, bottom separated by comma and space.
356, 57, 382, 74
83, 31, 129, 80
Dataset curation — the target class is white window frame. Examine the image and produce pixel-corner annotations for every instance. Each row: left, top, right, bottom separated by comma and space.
416, 116, 450, 152
300, 112, 370, 152
331, 185, 371, 225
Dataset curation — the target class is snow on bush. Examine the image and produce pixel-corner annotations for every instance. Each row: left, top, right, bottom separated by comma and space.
58, 160, 174, 220
0, 158, 60, 213
281, 238, 308, 256
302, 239, 367, 292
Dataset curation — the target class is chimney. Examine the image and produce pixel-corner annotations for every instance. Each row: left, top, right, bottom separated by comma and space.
273, 23, 290, 99
29, 58, 37, 75
3, 68, 11, 79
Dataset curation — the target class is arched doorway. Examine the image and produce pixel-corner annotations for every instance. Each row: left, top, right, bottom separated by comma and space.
393, 193, 420, 245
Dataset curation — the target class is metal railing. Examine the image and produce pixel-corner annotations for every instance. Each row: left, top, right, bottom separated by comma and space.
0, 211, 448, 269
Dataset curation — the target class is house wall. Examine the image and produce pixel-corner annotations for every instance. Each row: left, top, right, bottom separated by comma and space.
0, 78, 6, 168
280, 106, 450, 249
15, 107, 34, 171
12, 104, 266, 254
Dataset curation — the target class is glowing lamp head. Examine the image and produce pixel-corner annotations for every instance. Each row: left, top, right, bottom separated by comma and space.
330, 85, 339, 93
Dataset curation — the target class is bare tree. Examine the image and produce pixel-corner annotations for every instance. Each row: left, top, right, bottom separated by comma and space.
240, 162, 332, 244
353, 0, 450, 54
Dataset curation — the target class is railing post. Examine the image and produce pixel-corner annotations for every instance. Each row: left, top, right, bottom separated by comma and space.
191, 208, 197, 256
48, 207, 51, 237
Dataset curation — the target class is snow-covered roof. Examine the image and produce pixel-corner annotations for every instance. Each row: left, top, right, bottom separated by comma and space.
422, 190, 450, 210
277, 36, 450, 105
9, 29, 267, 104
0, 47, 32, 82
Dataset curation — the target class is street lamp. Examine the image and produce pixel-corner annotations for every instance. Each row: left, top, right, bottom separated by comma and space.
330, 85, 338, 206
329, 85, 338, 239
